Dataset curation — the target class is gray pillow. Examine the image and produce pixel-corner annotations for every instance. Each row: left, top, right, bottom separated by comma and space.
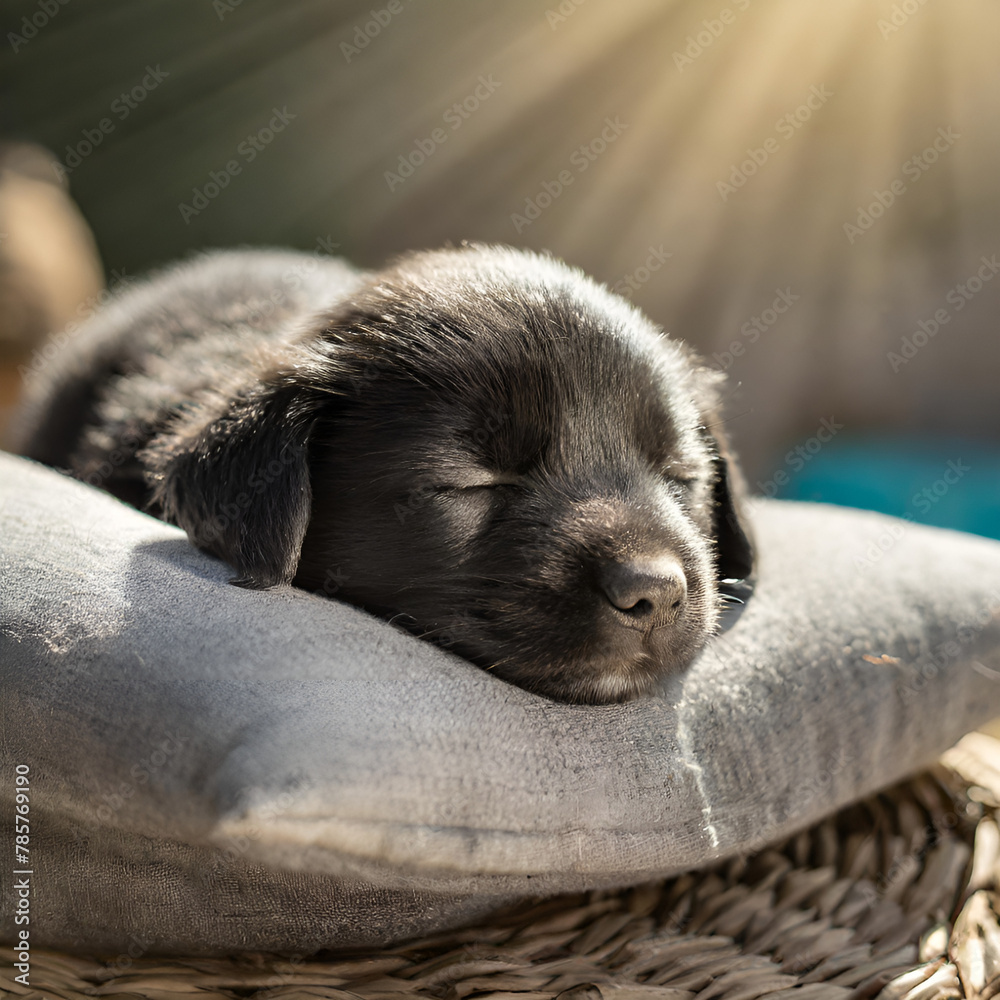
3, 450, 1000, 956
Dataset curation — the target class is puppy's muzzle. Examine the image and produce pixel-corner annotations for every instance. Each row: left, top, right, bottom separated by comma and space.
597, 555, 687, 630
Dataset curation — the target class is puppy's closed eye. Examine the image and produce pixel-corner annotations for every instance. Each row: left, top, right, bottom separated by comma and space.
12, 244, 753, 703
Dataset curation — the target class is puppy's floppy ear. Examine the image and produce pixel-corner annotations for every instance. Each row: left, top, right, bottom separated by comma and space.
692, 367, 755, 582
142, 374, 326, 589
710, 448, 754, 581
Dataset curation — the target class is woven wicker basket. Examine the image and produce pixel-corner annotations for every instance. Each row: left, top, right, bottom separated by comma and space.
7, 732, 1000, 1000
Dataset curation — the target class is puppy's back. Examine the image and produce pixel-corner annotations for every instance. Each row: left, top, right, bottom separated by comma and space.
10, 249, 363, 494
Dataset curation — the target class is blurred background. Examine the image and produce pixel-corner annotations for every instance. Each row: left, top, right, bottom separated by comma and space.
1, 0, 998, 536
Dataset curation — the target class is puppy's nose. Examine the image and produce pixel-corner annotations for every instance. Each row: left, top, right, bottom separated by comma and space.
598, 556, 687, 627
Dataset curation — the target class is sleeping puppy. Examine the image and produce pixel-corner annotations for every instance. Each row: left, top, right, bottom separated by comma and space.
11, 244, 753, 703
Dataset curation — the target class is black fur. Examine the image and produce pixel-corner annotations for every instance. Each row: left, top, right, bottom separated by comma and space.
11, 245, 753, 703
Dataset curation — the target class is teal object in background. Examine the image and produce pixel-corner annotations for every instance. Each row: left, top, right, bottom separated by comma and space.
775, 436, 1000, 541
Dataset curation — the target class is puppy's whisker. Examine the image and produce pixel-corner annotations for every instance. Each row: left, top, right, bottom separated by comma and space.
700, 407, 753, 432
386, 613, 417, 628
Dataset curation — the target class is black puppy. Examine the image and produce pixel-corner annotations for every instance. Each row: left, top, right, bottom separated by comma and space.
12, 245, 752, 703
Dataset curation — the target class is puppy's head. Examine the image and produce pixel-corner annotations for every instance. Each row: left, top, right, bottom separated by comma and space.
145, 246, 752, 703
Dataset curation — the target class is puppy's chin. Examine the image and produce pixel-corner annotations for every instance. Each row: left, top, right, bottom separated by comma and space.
328, 545, 722, 704
419, 602, 717, 705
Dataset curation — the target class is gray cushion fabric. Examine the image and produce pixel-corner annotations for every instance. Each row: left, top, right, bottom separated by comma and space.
3, 450, 1000, 956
